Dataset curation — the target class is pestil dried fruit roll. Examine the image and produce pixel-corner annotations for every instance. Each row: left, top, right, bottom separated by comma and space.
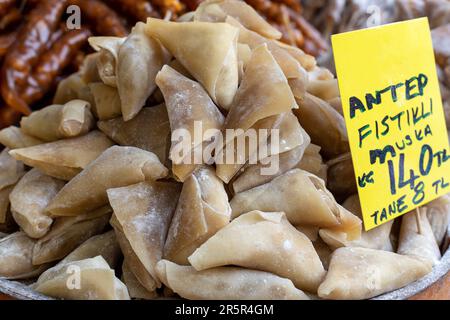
287, 9, 328, 57
243, 0, 326, 55
0, 0, 69, 115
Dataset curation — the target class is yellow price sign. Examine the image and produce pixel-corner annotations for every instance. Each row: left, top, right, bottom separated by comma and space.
332, 18, 450, 231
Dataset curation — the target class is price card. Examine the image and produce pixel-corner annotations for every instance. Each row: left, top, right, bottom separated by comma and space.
332, 18, 450, 231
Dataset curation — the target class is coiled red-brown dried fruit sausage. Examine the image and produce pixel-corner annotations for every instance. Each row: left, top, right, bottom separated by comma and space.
0, 7, 21, 30
0, 0, 68, 115
68, 0, 128, 37
289, 12, 328, 56
0, 0, 16, 17
21, 28, 92, 104
152, 0, 185, 16
103, 0, 160, 21
0, 105, 21, 128
0, 30, 17, 58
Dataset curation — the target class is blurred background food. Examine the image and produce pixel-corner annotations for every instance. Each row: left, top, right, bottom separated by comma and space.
0, 0, 449, 129
303, 0, 450, 131
0, 0, 449, 301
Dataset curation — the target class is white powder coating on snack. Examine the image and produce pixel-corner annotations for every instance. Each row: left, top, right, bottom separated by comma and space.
283, 239, 292, 251
195, 168, 210, 183
0, 239, 30, 259
0, 233, 36, 278
365, 265, 381, 291
114, 182, 180, 252
130, 208, 166, 244
158, 66, 225, 138
168, 87, 223, 127
170, 91, 194, 124
167, 203, 184, 241
194, 168, 214, 202
12, 175, 64, 210
0, 231, 35, 253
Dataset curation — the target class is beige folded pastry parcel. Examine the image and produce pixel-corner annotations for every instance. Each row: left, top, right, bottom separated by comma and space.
9, 131, 114, 181
46, 146, 168, 216
164, 166, 231, 264
20, 100, 95, 142
34, 256, 130, 300
318, 247, 431, 300
188, 210, 325, 293
146, 18, 239, 109
108, 181, 181, 291
156, 260, 309, 300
